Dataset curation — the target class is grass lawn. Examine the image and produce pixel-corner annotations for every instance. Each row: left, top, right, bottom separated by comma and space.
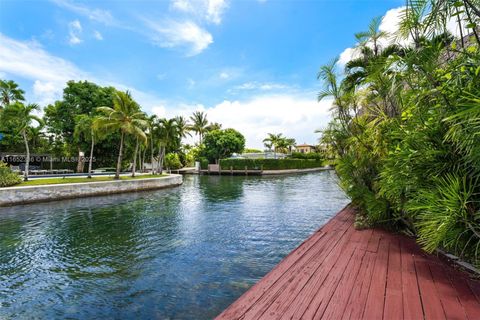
17, 174, 167, 187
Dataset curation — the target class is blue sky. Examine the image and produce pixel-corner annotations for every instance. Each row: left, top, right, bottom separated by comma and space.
0, 0, 403, 148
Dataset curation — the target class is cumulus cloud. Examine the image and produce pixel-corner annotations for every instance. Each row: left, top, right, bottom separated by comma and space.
68, 20, 83, 45
171, 0, 228, 25
144, 19, 213, 56
171, 94, 332, 148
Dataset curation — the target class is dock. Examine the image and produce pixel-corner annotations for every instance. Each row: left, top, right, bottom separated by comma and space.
216, 206, 480, 319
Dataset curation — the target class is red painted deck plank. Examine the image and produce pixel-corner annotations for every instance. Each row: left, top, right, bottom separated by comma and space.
384, 237, 403, 320
400, 238, 424, 320
215, 206, 480, 320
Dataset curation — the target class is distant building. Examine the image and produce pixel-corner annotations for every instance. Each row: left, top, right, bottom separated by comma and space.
295, 144, 316, 154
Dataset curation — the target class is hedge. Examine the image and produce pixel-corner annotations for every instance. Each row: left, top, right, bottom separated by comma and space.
289, 152, 325, 160
219, 158, 324, 170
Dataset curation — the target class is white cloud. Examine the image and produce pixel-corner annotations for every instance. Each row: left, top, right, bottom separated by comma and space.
337, 6, 405, 66
171, 0, 228, 25
219, 72, 229, 79
152, 105, 167, 118
0, 33, 87, 104
50, 0, 116, 26
68, 20, 83, 45
338, 47, 361, 67
0, 33, 164, 110
144, 19, 213, 56
93, 30, 103, 40
170, 94, 332, 148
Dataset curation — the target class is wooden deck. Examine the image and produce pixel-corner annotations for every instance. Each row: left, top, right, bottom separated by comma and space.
216, 206, 480, 320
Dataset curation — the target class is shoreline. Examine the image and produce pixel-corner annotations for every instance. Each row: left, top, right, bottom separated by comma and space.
0, 174, 183, 207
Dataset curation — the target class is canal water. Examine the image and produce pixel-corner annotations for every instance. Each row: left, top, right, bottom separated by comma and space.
0, 172, 349, 319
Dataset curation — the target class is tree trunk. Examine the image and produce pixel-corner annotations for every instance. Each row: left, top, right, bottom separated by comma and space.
132, 137, 139, 177
157, 146, 163, 174
76, 147, 84, 173
115, 131, 125, 180
22, 130, 29, 181
150, 135, 155, 175
142, 148, 146, 173
158, 146, 165, 174
88, 134, 95, 179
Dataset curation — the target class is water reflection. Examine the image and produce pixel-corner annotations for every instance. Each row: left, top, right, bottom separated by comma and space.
0, 172, 349, 319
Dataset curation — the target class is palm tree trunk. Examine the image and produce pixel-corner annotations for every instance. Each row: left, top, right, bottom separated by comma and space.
76, 147, 84, 173
132, 137, 139, 177
22, 130, 29, 181
158, 146, 165, 174
150, 135, 155, 175
115, 131, 125, 180
88, 134, 95, 179
157, 147, 162, 174
142, 148, 146, 173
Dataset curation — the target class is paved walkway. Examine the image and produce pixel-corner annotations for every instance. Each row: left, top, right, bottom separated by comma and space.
216, 206, 480, 319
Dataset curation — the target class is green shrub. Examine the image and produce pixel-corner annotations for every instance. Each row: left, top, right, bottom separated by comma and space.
198, 157, 209, 170
219, 158, 324, 170
164, 153, 182, 170
0, 162, 22, 187
290, 152, 325, 160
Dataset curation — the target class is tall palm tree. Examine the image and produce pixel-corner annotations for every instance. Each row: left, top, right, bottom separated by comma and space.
131, 118, 147, 177
147, 115, 157, 175
2, 102, 42, 181
174, 116, 192, 139
74, 114, 103, 178
154, 118, 178, 174
95, 91, 147, 179
0, 80, 25, 108
189, 111, 208, 144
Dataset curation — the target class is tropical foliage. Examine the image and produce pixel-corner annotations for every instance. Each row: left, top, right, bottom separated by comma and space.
319, 0, 480, 265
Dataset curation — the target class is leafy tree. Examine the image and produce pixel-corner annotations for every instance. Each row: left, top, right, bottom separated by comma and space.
0, 80, 25, 107
202, 128, 245, 163
44, 81, 117, 169
1, 103, 43, 181
95, 91, 147, 179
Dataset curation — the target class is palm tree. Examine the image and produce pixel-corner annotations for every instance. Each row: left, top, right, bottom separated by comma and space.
263, 133, 284, 159
95, 91, 147, 179
355, 16, 387, 56
0, 80, 25, 108
174, 116, 192, 139
189, 111, 208, 144
147, 115, 157, 175
154, 118, 178, 174
74, 114, 103, 178
2, 102, 42, 181
131, 119, 147, 177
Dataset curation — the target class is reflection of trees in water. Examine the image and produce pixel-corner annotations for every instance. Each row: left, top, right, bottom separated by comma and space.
199, 175, 245, 202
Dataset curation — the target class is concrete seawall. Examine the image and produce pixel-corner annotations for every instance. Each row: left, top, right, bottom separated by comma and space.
0, 174, 183, 207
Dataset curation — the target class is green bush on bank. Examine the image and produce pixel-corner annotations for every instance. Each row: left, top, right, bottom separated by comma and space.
289, 152, 325, 160
0, 162, 22, 187
219, 158, 324, 170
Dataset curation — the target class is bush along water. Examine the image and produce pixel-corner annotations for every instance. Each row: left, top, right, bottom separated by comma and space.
219, 158, 324, 170
0, 161, 22, 187
319, 2, 480, 266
